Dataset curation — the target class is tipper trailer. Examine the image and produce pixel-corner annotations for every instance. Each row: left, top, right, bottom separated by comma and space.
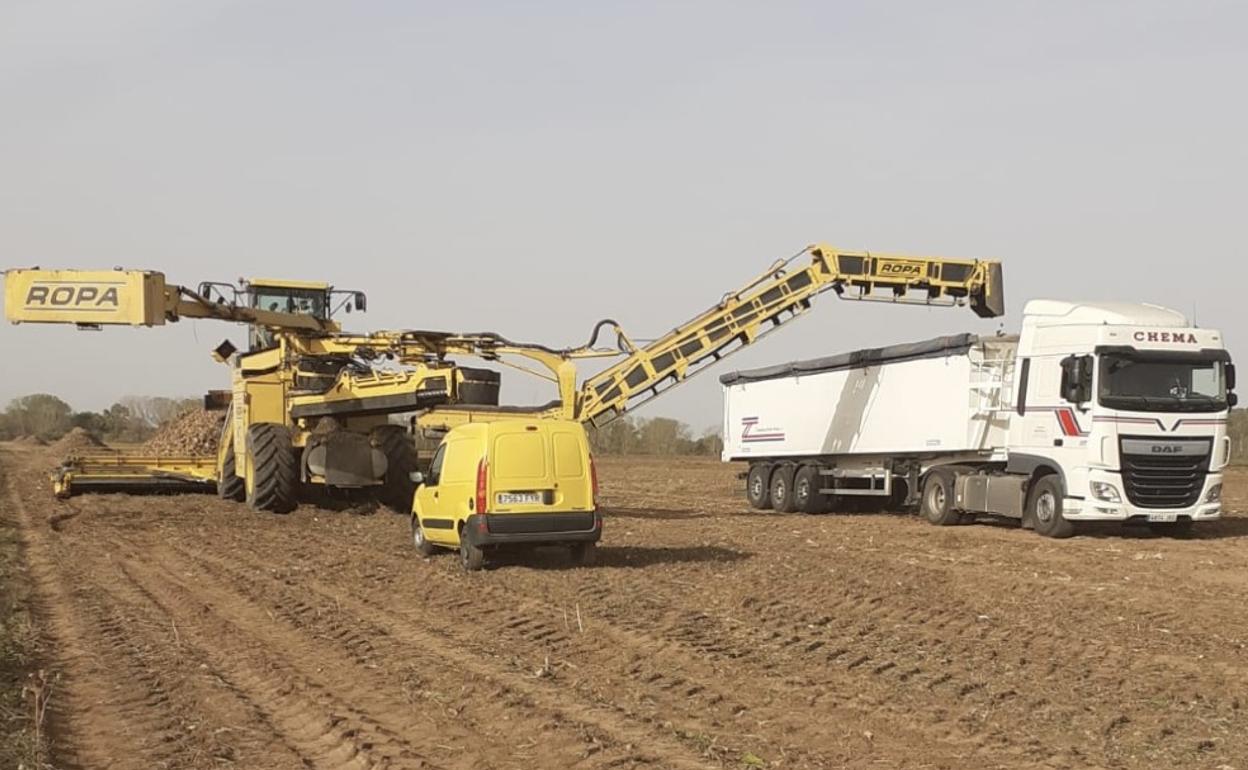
721, 300, 1236, 537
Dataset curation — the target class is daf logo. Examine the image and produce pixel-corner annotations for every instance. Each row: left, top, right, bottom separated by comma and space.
1151, 444, 1184, 454
25, 283, 120, 308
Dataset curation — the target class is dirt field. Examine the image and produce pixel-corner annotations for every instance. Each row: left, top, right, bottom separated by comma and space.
3, 444, 1247, 770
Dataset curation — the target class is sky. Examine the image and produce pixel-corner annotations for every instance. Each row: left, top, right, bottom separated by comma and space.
1, 0, 1244, 433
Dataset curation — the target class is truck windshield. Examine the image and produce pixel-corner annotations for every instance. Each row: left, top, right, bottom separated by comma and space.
1098, 353, 1227, 413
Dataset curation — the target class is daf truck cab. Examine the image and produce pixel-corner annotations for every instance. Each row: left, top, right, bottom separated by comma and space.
722, 300, 1236, 538
410, 419, 602, 569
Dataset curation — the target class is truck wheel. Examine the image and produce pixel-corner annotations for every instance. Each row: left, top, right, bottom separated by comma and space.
570, 542, 598, 566
245, 423, 298, 514
770, 465, 797, 513
921, 470, 963, 526
793, 466, 824, 515
372, 425, 417, 513
460, 535, 486, 571
1029, 476, 1074, 539
217, 443, 246, 502
411, 516, 437, 557
746, 464, 773, 509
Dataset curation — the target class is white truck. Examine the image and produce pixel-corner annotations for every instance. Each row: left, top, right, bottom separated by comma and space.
720, 300, 1236, 537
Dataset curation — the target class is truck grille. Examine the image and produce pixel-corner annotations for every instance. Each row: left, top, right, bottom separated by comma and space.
1119, 436, 1211, 509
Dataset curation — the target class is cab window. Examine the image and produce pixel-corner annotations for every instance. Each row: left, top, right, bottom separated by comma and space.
426, 444, 447, 486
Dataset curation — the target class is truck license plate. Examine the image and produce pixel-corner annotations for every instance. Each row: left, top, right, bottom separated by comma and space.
498, 492, 542, 505
1147, 511, 1178, 523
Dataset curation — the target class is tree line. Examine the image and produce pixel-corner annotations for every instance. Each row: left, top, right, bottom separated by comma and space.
588, 415, 723, 456
0, 394, 199, 443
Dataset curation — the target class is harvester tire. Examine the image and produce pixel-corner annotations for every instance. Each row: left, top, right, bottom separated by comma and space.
217, 443, 246, 502
245, 423, 298, 514
372, 425, 417, 513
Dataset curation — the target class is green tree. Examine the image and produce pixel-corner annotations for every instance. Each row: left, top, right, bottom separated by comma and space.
3, 394, 73, 440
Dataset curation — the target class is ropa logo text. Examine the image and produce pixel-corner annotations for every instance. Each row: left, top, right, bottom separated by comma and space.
1133, 330, 1197, 344
25, 284, 120, 308
878, 261, 922, 276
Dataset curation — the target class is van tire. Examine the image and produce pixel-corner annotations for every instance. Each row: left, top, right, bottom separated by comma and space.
921, 469, 962, 526
460, 536, 485, 571
770, 465, 797, 513
1029, 476, 1074, 539
246, 423, 298, 514
411, 516, 436, 557
570, 542, 597, 566
372, 425, 417, 514
217, 443, 246, 502
746, 464, 772, 509
793, 465, 824, 514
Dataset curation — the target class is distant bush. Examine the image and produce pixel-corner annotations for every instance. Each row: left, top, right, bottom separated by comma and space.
588, 416, 722, 456
0, 394, 199, 444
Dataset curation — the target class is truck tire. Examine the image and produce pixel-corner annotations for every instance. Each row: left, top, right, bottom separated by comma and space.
372, 425, 417, 513
921, 470, 963, 526
411, 516, 437, 557
770, 464, 797, 513
1028, 475, 1074, 539
460, 535, 486, 571
217, 443, 246, 502
245, 423, 298, 514
793, 465, 824, 515
746, 464, 773, 510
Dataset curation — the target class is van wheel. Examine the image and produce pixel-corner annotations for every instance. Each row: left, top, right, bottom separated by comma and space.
460, 536, 485, 571
770, 465, 797, 513
1029, 476, 1074, 539
921, 470, 963, 526
411, 516, 436, 557
793, 466, 824, 514
746, 464, 772, 509
570, 542, 597, 566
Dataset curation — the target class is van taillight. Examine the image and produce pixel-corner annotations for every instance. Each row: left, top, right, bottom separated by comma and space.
476, 458, 488, 514
589, 454, 599, 502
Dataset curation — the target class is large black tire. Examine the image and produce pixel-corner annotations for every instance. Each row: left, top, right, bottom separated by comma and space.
770, 464, 798, 513
372, 425, 417, 513
793, 465, 825, 514
245, 423, 298, 514
1029, 475, 1074, 539
746, 464, 772, 510
921, 469, 963, 526
411, 515, 437, 557
217, 442, 246, 502
459, 535, 485, 571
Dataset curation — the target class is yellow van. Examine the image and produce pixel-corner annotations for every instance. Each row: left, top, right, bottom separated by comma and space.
410, 419, 602, 570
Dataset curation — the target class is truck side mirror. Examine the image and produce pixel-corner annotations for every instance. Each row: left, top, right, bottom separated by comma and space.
355, 292, 367, 312
1229, 392, 1239, 408
1060, 355, 1093, 405
1227, 363, 1237, 391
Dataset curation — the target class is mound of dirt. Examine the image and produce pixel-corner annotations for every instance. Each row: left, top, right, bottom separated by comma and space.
50, 427, 104, 454
11, 435, 47, 446
142, 409, 225, 456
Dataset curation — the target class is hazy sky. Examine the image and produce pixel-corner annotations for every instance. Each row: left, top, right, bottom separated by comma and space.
2, 1, 1244, 432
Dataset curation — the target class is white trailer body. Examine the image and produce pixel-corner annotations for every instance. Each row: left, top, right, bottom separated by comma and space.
720, 301, 1236, 538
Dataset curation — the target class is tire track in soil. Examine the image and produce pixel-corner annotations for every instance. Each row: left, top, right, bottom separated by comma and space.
162, 527, 1012, 770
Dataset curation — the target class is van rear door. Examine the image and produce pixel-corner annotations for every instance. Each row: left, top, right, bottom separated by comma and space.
489, 422, 592, 514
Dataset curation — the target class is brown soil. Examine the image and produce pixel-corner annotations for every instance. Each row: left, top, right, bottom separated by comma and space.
47, 427, 103, 454
2, 445, 1246, 770
142, 409, 226, 455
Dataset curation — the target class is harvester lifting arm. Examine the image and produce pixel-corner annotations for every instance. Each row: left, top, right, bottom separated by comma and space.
572, 244, 1004, 427
3, 268, 338, 333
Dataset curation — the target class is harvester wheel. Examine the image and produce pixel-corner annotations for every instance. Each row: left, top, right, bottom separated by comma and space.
372, 425, 417, 513
217, 444, 246, 502
245, 423, 298, 514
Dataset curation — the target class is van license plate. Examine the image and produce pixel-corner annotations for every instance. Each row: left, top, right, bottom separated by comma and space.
498, 492, 542, 505
1147, 512, 1178, 523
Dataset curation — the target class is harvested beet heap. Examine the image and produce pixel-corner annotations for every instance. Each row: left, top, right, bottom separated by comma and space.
142, 409, 226, 455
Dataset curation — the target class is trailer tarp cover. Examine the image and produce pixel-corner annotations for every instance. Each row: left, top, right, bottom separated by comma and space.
719, 333, 980, 386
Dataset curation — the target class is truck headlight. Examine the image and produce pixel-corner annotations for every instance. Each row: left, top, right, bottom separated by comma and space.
1205, 483, 1223, 503
1090, 482, 1122, 503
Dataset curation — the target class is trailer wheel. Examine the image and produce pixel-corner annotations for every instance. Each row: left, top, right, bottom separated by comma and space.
746, 464, 773, 510
770, 465, 798, 513
372, 425, 417, 513
245, 423, 298, 514
793, 466, 824, 515
921, 470, 963, 526
1029, 475, 1074, 539
217, 443, 246, 502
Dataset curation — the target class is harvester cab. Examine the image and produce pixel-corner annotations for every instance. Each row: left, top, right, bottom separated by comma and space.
196, 278, 366, 352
